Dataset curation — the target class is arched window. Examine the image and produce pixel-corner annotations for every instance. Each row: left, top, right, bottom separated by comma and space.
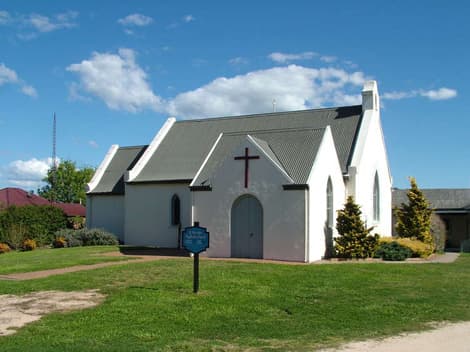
171, 194, 181, 225
326, 177, 333, 228
373, 172, 380, 221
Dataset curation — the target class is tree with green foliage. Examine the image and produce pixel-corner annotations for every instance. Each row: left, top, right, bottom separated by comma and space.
335, 196, 379, 259
38, 160, 95, 205
394, 177, 434, 248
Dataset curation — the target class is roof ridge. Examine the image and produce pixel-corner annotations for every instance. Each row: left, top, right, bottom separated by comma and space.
224, 127, 326, 136
118, 145, 149, 150
173, 105, 361, 124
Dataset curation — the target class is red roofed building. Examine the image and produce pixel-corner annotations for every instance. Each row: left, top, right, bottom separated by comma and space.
0, 187, 85, 217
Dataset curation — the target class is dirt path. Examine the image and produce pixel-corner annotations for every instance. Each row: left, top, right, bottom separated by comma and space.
0, 252, 459, 281
0, 290, 105, 336
319, 321, 470, 351
0, 254, 177, 281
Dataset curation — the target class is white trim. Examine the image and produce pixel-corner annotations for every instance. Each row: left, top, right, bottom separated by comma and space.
350, 109, 373, 168
306, 126, 338, 184
190, 132, 224, 187
304, 188, 309, 262
126, 117, 176, 182
86, 144, 119, 193
247, 135, 295, 184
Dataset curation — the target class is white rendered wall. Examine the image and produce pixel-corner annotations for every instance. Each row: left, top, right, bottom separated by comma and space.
347, 109, 392, 237
192, 139, 307, 262
124, 183, 191, 247
307, 127, 346, 262
86, 195, 125, 242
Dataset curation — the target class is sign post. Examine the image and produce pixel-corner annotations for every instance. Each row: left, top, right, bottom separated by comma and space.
182, 222, 209, 293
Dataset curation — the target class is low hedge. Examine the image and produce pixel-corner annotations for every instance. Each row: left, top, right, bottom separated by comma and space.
0, 205, 67, 247
54, 228, 118, 247
375, 241, 412, 261
380, 237, 433, 258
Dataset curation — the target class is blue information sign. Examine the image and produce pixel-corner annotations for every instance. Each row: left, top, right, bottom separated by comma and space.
182, 225, 209, 254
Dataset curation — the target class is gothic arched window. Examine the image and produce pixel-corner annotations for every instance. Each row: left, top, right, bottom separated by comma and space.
373, 172, 380, 221
326, 177, 333, 228
171, 194, 181, 225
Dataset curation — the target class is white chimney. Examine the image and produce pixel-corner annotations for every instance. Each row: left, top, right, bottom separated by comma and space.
362, 80, 379, 112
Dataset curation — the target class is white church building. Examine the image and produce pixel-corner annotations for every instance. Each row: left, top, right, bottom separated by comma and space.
86, 80, 392, 262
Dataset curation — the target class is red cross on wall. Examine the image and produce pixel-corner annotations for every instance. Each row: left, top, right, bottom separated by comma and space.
234, 147, 260, 188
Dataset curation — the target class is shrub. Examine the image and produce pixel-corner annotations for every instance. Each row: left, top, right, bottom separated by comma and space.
54, 228, 118, 247
0, 223, 29, 249
21, 239, 37, 251
375, 241, 412, 261
52, 236, 67, 248
0, 242, 11, 254
380, 237, 433, 258
78, 228, 119, 246
394, 177, 434, 248
0, 205, 67, 246
54, 228, 82, 247
335, 196, 379, 259
68, 216, 85, 230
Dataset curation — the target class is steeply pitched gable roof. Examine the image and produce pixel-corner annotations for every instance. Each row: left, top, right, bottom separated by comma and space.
132, 105, 362, 183
192, 128, 325, 186
392, 188, 470, 210
89, 145, 147, 194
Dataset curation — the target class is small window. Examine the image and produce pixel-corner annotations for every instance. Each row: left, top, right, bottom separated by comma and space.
373, 172, 380, 221
326, 177, 333, 228
171, 194, 181, 225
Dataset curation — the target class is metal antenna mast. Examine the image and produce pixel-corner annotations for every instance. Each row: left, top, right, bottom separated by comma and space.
51, 113, 57, 203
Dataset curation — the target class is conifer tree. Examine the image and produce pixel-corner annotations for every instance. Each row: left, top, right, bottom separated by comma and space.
335, 196, 378, 259
395, 177, 434, 246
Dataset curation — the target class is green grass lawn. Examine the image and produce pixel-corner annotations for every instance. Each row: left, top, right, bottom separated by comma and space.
0, 252, 469, 351
0, 246, 133, 274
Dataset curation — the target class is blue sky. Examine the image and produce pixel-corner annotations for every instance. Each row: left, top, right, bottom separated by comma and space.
0, 1, 468, 190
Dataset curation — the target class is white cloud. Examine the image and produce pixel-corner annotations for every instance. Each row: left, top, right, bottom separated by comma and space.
1, 11, 78, 39
167, 65, 367, 118
420, 87, 457, 100
118, 13, 153, 27
88, 140, 99, 148
320, 55, 337, 63
183, 14, 194, 23
27, 11, 78, 32
2, 157, 52, 189
21, 85, 38, 98
0, 63, 37, 98
382, 87, 457, 101
382, 91, 415, 100
0, 63, 18, 84
229, 57, 248, 65
67, 48, 162, 113
268, 51, 317, 63
0, 10, 11, 24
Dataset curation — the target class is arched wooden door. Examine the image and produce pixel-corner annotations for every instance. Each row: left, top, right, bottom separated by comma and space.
231, 195, 263, 259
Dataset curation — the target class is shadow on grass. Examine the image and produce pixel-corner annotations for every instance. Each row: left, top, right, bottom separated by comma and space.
118, 246, 190, 258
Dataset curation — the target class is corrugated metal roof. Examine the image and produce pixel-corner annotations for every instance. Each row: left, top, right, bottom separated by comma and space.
90, 146, 147, 194
392, 188, 470, 210
249, 136, 285, 174
133, 105, 362, 182
192, 129, 325, 185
